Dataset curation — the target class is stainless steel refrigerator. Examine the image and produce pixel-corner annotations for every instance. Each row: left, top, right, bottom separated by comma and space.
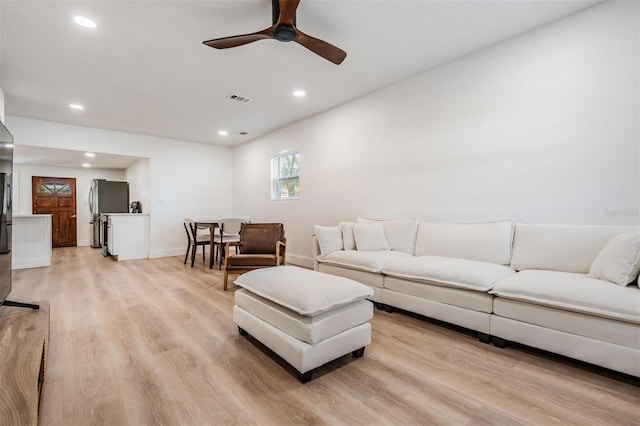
89, 179, 129, 248
0, 173, 11, 254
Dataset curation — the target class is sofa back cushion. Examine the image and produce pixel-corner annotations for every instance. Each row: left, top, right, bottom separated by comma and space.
353, 223, 391, 251
356, 217, 419, 254
510, 224, 639, 273
414, 221, 514, 265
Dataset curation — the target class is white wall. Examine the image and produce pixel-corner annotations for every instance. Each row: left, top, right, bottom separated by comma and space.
0, 85, 4, 123
7, 116, 234, 257
126, 158, 151, 213
13, 164, 125, 246
232, 1, 640, 267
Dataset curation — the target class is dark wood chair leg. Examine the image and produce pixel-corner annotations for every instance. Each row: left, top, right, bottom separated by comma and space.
190, 245, 197, 267
184, 242, 191, 264
202, 245, 206, 262
493, 337, 506, 348
238, 326, 248, 336
298, 370, 312, 383
352, 347, 365, 358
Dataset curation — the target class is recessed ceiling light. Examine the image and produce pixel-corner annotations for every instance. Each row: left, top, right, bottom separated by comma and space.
73, 16, 96, 29
69, 103, 84, 110
218, 130, 228, 136
293, 90, 306, 97
84, 152, 95, 157
82, 163, 91, 168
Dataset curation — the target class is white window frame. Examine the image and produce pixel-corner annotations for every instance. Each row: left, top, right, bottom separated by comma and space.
271, 150, 300, 201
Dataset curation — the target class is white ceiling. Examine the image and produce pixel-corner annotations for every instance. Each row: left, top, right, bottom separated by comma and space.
13, 145, 144, 170
1, 0, 599, 165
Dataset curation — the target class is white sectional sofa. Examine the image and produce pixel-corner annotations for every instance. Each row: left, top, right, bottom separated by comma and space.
312, 219, 640, 377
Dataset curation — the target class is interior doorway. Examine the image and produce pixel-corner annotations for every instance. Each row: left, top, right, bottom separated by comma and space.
31, 176, 77, 247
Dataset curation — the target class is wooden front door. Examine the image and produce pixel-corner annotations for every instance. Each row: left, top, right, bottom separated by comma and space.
32, 176, 77, 247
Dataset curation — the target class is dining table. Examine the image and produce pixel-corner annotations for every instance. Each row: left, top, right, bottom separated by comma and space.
187, 216, 219, 268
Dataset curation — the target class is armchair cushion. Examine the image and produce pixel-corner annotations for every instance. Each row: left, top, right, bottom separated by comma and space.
227, 254, 281, 267
240, 223, 285, 254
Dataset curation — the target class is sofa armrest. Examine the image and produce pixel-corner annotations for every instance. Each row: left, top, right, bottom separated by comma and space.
312, 235, 321, 271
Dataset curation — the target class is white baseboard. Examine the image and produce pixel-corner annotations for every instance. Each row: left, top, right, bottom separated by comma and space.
149, 247, 188, 258
12, 257, 51, 270
148, 248, 313, 267
77, 239, 90, 247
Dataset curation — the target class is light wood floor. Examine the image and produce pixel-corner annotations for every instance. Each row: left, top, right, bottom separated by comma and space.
7, 247, 639, 425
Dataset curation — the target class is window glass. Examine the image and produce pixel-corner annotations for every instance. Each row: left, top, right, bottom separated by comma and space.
271, 151, 300, 200
38, 182, 71, 194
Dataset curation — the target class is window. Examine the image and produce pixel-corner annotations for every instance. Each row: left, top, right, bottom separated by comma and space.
38, 182, 72, 194
271, 150, 300, 200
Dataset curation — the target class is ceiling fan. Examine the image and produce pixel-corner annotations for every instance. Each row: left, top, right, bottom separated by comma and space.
203, 0, 347, 65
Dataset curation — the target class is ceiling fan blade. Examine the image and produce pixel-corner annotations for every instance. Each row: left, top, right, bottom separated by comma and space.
277, 0, 300, 26
295, 30, 347, 65
203, 27, 274, 49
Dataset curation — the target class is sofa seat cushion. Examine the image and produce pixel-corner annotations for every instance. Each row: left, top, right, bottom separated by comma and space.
382, 256, 516, 292
493, 298, 640, 349
490, 270, 640, 324
384, 277, 494, 313
317, 250, 414, 273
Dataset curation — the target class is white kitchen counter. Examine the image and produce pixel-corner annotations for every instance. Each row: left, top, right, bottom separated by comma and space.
12, 214, 52, 269
102, 213, 150, 260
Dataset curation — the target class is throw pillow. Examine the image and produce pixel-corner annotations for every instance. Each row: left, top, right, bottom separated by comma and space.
314, 225, 343, 256
339, 222, 356, 250
588, 233, 640, 286
353, 223, 391, 251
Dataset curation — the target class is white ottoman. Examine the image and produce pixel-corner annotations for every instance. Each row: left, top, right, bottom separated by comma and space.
233, 266, 374, 382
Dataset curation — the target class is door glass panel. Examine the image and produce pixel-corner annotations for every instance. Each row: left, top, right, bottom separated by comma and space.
38, 182, 71, 194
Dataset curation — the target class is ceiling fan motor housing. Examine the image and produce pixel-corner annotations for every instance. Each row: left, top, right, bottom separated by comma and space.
274, 25, 296, 42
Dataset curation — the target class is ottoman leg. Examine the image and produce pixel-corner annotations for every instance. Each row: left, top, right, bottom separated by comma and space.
238, 326, 248, 336
352, 347, 365, 358
298, 371, 312, 383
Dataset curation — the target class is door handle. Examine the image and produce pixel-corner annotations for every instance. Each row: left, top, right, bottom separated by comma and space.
71, 215, 77, 218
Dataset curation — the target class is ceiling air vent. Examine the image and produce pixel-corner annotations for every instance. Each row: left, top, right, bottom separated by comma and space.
226, 94, 252, 103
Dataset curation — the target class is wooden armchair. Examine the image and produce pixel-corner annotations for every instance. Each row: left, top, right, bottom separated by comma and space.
223, 223, 286, 290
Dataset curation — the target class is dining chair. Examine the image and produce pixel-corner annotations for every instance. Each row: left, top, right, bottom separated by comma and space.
184, 218, 211, 267
222, 223, 286, 290
210, 217, 247, 269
